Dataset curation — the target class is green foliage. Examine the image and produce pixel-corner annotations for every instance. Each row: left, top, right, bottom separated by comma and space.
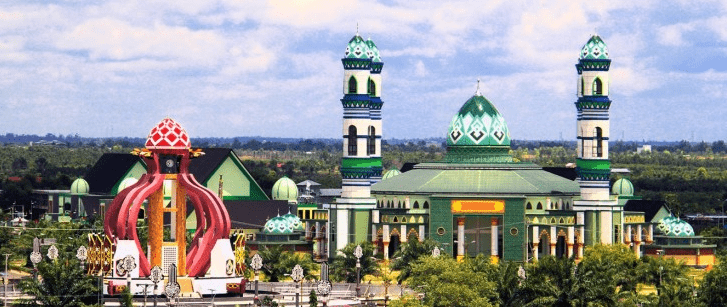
260, 295, 279, 307
699, 256, 727, 306
257, 246, 318, 282
16, 257, 99, 307
389, 294, 425, 307
120, 287, 133, 307
407, 256, 496, 307
580, 244, 640, 293
391, 239, 441, 283
329, 242, 378, 283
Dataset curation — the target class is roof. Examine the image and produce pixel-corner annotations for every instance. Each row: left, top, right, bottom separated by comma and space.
447, 94, 510, 148
188, 148, 233, 183
372, 162, 580, 196
579, 35, 609, 60
85, 153, 144, 194
319, 188, 342, 197
221, 200, 290, 229
345, 34, 369, 59
624, 200, 669, 223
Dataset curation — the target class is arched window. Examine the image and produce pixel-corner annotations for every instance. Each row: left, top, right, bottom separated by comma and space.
368, 79, 376, 96
580, 77, 584, 96
348, 76, 357, 94
592, 78, 602, 95
593, 127, 603, 157
348, 125, 357, 156
368, 126, 376, 155
536, 202, 543, 210
526, 202, 532, 210
580, 128, 585, 157
413, 201, 419, 209
423, 201, 429, 209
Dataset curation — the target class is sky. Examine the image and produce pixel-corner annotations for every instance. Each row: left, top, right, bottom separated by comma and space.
1, 0, 726, 142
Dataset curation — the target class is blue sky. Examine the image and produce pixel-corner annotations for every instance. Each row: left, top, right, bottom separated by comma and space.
1, 0, 726, 142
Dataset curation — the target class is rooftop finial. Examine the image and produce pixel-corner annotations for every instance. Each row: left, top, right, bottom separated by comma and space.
356, 23, 359, 36
475, 78, 482, 96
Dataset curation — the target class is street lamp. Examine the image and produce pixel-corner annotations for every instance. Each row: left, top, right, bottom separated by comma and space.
291, 264, 304, 307
29, 250, 41, 281
149, 265, 164, 307
250, 253, 263, 305
316, 280, 331, 307
47, 245, 58, 262
432, 247, 441, 258
3, 253, 10, 307
76, 246, 88, 271
354, 245, 363, 297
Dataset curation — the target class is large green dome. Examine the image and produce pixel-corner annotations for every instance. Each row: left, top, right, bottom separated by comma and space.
612, 178, 634, 196
656, 216, 695, 237
345, 35, 370, 59
70, 178, 89, 195
272, 176, 298, 202
579, 35, 609, 60
382, 168, 401, 181
447, 94, 510, 147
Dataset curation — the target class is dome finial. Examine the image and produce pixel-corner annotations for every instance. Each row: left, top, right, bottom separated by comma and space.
475, 78, 482, 96
356, 22, 359, 36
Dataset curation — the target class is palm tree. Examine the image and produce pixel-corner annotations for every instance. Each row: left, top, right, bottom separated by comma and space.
329, 242, 378, 283
16, 258, 99, 307
391, 239, 441, 283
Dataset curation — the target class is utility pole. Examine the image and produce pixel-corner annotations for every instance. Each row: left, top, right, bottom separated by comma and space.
4, 253, 11, 307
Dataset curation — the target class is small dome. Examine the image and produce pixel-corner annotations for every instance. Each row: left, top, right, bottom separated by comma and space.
579, 35, 609, 60
272, 176, 298, 202
345, 34, 370, 59
118, 178, 138, 192
366, 38, 381, 62
612, 178, 634, 196
263, 216, 300, 235
145, 117, 191, 150
70, 178, 89, 195
282, 213, 305, 232
447, 94, 510, 147
656, 216, 695, 237
381, 169, 401, 181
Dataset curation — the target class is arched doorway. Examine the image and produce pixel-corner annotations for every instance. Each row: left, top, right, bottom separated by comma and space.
556, 235, 567, 258
388, 233, 401, 258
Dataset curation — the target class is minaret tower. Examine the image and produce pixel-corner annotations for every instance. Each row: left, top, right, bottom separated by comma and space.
573, 34, 619, 245
333, 30, 382, 251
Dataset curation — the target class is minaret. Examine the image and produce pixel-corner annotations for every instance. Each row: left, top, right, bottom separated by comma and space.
573, 34, 619, 245
334, 31, 381, 251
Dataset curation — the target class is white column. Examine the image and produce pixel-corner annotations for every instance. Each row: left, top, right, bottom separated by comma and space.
371, 224, 377, 255
491, 218, 499, 261
647, 224, 654, 243
400, 225, 407, 242
634, 225, 642, 258
550, 226, 557, 256
577, 226, 585, 259
599, 211, 613, 244
383, 225, 390, 260
336, 210, 349, 252
532, 226, 539, 261
625, 225, 632, 244
567, 226, 574, 258
457, 217, 465, 259
419, 225, 425, 242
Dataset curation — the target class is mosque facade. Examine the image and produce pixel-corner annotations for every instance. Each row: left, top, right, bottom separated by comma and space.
321, 33, 714, 264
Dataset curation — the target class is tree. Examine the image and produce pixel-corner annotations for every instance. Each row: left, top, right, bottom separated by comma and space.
407, 256, 496, 307
16, 258, 99, 307
257, 246, 318, 282
391, 239, 441, 283
699, 256, 727, 306
329, 242, 378, 283
389, 294, 425, 307
309, 289, 318, 307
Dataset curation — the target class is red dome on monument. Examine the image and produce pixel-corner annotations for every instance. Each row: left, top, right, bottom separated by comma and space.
145, 117, 191, 149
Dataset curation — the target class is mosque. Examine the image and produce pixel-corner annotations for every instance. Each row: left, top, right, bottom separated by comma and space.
316, 32, 716, 265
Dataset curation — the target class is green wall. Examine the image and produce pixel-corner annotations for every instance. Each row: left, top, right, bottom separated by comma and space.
503, 198, 526, 261
354, 210, 370, 244
429, 197, 453, 255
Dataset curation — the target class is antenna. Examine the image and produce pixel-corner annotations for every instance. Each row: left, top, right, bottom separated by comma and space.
475, 79, 482, 96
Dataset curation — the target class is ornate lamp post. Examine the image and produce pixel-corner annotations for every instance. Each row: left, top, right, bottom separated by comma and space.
117, 255, 137, 290
164, 264, 180, 306
291, 264, 304, 307
47, 245, 58, 261
316, 280, 331, 307
3, 253, 10, 307
29, 250, 41, 281
76, 246, 88, 271
149, 265, 163, 307
432, 247, 441, 258
354, 245, 363, 297
250, 253, 263, 305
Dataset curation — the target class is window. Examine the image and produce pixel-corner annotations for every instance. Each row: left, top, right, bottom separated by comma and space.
348, 125, 357, 155
348, 76, 357, 94
580, 128, 584, 157
592, 78, 602, 95
580, 77, 584, 96
537, 202, 543, 210
593, 127, 603, 157
413, 201, 419, 209
526, 202, 532, 210
368, 126, 376, 155
368, 79, 376, 96
423, 201, 429, 209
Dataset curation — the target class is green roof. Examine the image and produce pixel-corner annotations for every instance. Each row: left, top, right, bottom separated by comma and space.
272, 176, 298, 201
579, 35, 609, 60
372, 162, 579, 195
366, 38, 381, 62
345, 35, 369, 59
